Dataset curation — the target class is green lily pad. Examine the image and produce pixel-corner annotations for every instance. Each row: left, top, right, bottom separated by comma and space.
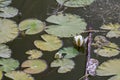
0, 19, 19, 44
55, 47, 80, 58
0, 58, 19, 72
51, 59, 75, 73
19, 19, 45, 35
100, 23, 120, 38
94, 47, 120, 57
106, 30, 120, 38
0, 44, 11, 58
26, 49, 43, 59
100, 23, 120, 30
45, 13, 86, 37
96, 59, 120, 80
5, 71, 34, 80
21, 59, 47, 74
34, 34, 63, 51
0, 71, 3, 80
0, 0, 12, 7
56, 0, 95, 7
0, 6, 18, 18
93, 35, 120, 57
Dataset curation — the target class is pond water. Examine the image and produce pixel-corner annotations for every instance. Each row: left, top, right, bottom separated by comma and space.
2, 0, 120, 80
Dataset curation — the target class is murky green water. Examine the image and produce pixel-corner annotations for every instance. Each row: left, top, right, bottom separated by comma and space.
3, 0, 120, 80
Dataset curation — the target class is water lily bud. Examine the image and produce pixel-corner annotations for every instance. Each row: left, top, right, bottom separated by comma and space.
74, 35, 84, 47
54, 52, 63, 59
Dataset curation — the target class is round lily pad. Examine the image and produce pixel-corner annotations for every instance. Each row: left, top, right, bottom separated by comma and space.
0, 6, 18, 18
55, 47, 80, 58
56, 0, 95, 7
5, 71, 34, 80
19, 19, 45, 35
0, 19, 19, 44
96, 59, 120, 80
26, 49, 43, 59
21, 59, 48, 74
0, 0, 12, 7
0, 58, 19, 72
51, 59, 75, 73
0, 44, 11, 58
34, 34, 63, 51
45, 13, 86, 37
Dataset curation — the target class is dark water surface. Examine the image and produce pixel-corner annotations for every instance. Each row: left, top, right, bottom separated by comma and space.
4, 0, 120, 80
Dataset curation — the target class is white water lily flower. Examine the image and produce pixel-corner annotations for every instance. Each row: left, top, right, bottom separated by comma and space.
74, 35, 84, 47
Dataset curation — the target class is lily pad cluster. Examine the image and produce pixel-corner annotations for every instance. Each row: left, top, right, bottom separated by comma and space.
101, 23, 120, 38
51, 47, 80, 73
0, 0, 18, 18
92, 35, 120, 57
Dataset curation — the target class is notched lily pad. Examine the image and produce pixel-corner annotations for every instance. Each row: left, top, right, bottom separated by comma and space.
34, 34, 63, 51
5, 71, 34, 80
100, 23, 120, 38
0, 44, 11, 58
0, 58, 19, 72
0, 19, 19, 44
51, 59, 75, 73
19, 19, 45, 35
0, 0, 12, 7
26, 49, 43, 59
56, 0, 95, 7
55, 47, 80, 58
96, 59, 120, 80
21, 59, 48, 74
45, 13, 86, 37
0, 6, 18, 18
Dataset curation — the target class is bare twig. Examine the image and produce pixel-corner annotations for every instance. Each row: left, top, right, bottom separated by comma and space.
84, 27, 92, 80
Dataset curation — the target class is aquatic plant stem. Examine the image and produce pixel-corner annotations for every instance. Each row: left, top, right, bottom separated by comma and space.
85, 27, 92, 80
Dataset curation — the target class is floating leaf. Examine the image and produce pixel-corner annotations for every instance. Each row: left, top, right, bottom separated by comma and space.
106, 30, 120, 38
0, 71, 3, 80
55, 47, 80, 58
34, 34, 63, 51
0, 58, 19, 72
0, 6, 18, 18
26, 49, 43, 59
100, 23, 120, 30
0, 44, 11, 58
56, 0, 95, 7
21, 59, 47, 74
5, 71, 34, 80
100, 23, 120, 38
45, 13, 86, 37
94, 47, 119, 57
19, 19, 45, 35
0, 19, 19, 44
0, 0, 12, 7
51, 59, 75, 73
93, 36, 120, 57
96, 59, 120, 80
94, 42, 120, 57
